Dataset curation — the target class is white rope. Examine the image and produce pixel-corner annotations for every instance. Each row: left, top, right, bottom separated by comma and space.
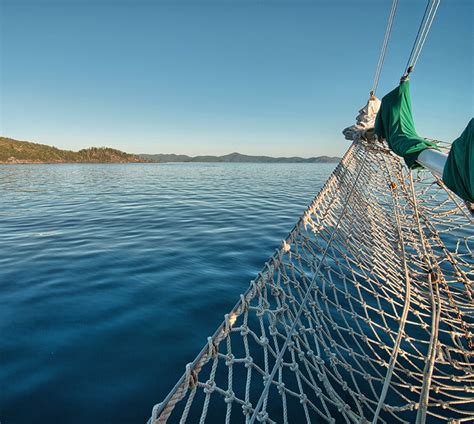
405, 0, 441, 74
249, 148, 370, 424
372, 0, 399, 94
408, 172, 442, 424
147, 139, 474, 424
370, 155, 412, 423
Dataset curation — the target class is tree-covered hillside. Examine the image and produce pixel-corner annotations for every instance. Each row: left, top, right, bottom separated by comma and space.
0, 137, 150, 163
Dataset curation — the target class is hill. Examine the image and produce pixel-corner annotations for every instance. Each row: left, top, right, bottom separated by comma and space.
0, 137, 341, 164
0, 137, 150, 164
140, 152, 341, 163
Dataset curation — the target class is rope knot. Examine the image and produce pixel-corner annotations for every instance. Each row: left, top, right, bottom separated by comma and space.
428, 269, 439, 284
224, 390, 235, 404
240, 294, 249, 311
240, 325, 250, 336
207, 337, 218, 357
282, 240, 291, 253
277, 382, 285, 394
188, 369, 199, 389
203, 379, 216, 394
151, 403, 161, 421
242, 402, 253, 416
271, 286, 282, 297
244, 356, 254, 368
225, 353, 235, 366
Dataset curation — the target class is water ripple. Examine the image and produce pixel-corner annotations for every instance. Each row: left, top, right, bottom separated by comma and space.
0, 162, 335, 424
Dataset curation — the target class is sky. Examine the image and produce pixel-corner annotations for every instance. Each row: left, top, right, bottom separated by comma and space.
0, 0, 472, 157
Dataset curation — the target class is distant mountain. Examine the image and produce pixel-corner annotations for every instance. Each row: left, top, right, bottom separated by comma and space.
0, 137, 341, 164
140, 152, 341, 163
0, 137, 151, 164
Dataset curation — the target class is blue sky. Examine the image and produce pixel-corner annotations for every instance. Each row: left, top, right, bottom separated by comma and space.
1, 0, 472, 156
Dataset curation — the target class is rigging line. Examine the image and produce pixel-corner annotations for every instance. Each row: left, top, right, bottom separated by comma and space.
408, 0, 438, 69
370, 156, 412, 424
410, 0, 441, 71
372, 0, 399, 94
249, 146, 370, 424
372, 0, 398, 94
372, 0, 398, 91
404, 0, 432, 72
404, 0, 441, 74
407, 172, 442, 424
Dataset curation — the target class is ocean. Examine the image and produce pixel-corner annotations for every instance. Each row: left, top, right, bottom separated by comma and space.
0, 162, 335, 423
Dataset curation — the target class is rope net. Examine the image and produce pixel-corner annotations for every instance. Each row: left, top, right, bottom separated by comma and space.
149, 140, 473, 424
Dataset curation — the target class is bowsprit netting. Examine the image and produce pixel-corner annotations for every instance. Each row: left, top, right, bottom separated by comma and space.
148, 140, 474, 424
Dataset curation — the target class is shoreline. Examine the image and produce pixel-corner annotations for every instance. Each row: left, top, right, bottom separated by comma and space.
0, 162, 153, 165
0, 160, 340, 165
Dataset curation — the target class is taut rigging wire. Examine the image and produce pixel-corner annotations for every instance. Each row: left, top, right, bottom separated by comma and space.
404, 0, 441, 77
372, 0, 399, 95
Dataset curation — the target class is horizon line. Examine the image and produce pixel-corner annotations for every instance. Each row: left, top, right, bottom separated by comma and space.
1, 135, 341, 159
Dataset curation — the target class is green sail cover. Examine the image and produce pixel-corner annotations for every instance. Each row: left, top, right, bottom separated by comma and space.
442, 119, 474, 203
374, 80, 438, 168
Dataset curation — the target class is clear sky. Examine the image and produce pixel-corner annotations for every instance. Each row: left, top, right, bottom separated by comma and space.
0, 0, 472, 157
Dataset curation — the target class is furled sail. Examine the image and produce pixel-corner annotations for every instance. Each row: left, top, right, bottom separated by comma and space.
374, 80, 438, 169
443, 119, 474, 203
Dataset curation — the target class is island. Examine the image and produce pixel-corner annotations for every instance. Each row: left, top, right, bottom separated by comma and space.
0, 137, 341, 164
139, 152, 341, 163
0, 137, 149, 164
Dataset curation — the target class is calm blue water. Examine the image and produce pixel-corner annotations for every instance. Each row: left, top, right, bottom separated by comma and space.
0, 163, 335, 424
